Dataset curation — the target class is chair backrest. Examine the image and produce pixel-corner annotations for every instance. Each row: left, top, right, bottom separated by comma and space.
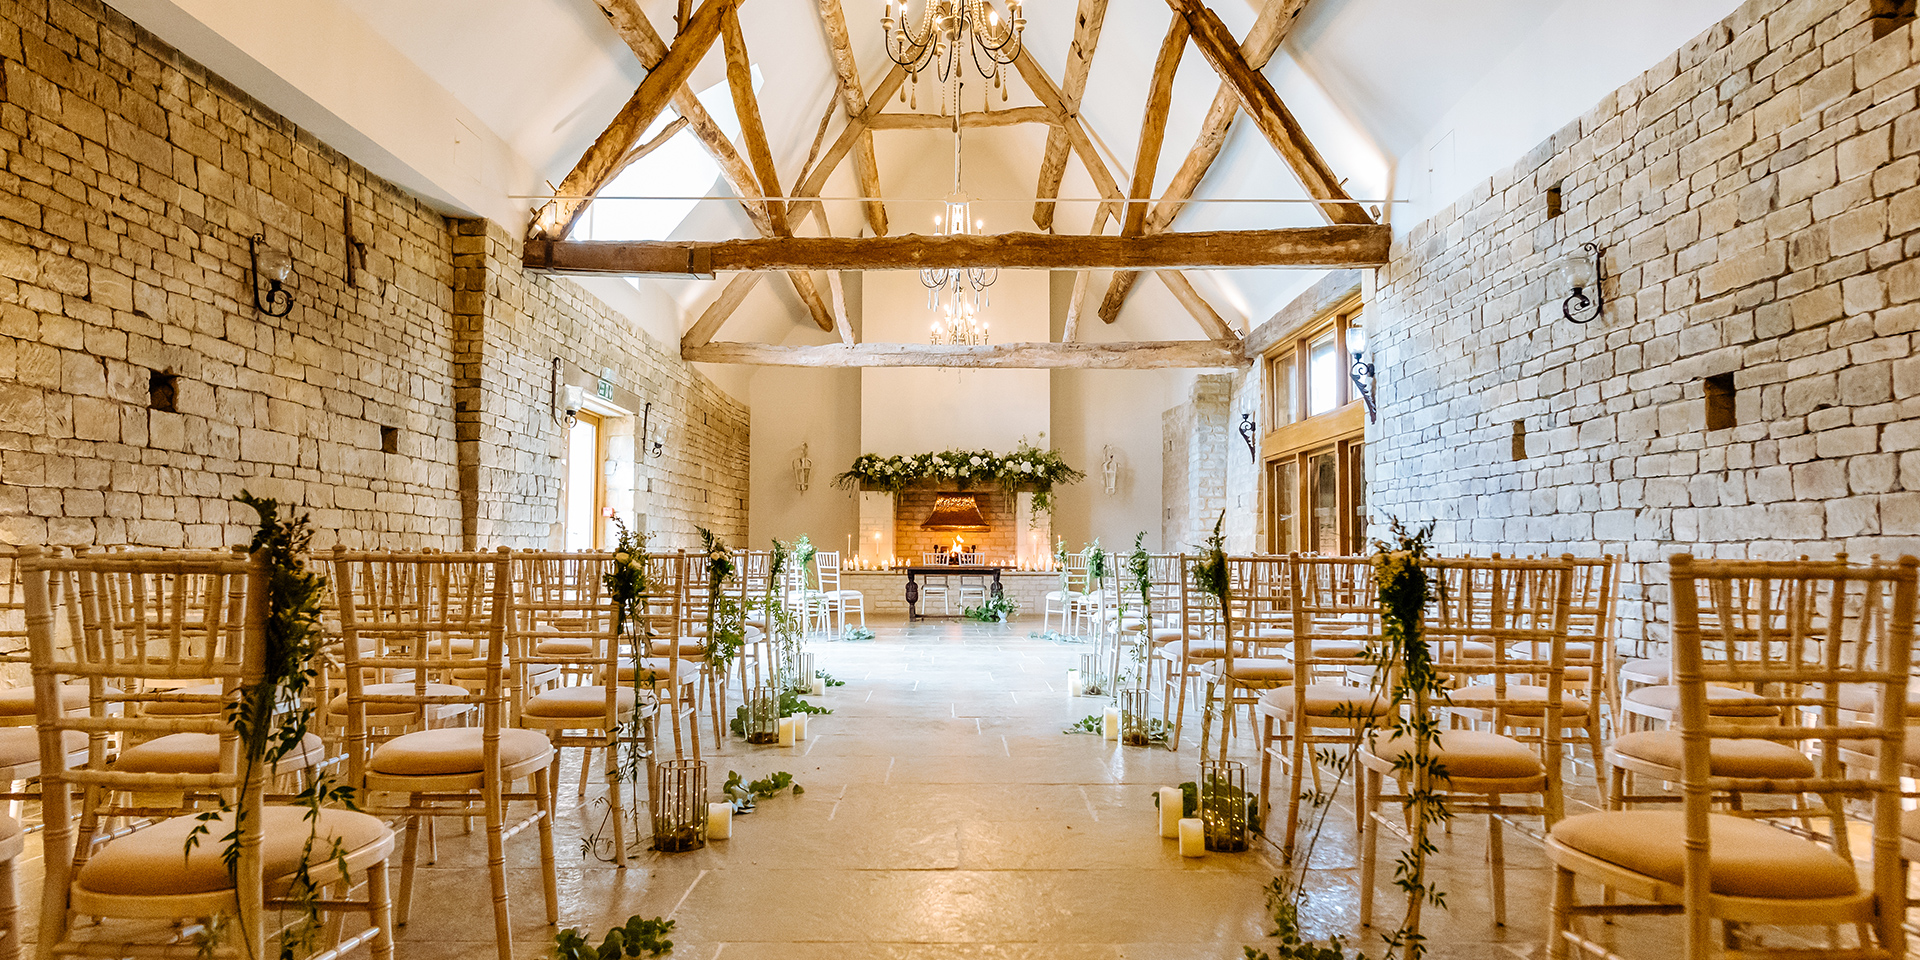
508, 551, 619, 713
331, 550, 510, 784
1226, 555, 1291, 665
1668, 553, 1916, 956
20, 546, 269, 933
634, 552, 690, 691
815, 551, 842, 591
1286, 555, 1379, 684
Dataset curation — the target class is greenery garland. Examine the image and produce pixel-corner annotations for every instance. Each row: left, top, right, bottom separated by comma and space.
831, 441, 1085, 514
696, 527, 746, 678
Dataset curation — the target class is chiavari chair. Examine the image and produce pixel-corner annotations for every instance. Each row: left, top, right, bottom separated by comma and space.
1210, 556, 1293, 758
1546, 555, 1916, 959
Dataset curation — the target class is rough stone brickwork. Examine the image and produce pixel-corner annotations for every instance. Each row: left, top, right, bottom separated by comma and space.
1161, 374, 1235, 552
0, 0, 746, 552
1371, 0, 1920, 647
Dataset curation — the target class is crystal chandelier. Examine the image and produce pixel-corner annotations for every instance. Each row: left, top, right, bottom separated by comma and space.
882, 0, 1025, 87
925, 92, 996, 347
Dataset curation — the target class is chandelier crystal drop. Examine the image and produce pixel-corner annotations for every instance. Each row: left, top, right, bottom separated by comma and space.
881, 0, 1025, 86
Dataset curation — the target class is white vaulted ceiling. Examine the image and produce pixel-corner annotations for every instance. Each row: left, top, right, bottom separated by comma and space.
106, 0, 1742, 345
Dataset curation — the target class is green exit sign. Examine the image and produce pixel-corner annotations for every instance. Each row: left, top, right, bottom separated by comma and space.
596, 379, 614, 400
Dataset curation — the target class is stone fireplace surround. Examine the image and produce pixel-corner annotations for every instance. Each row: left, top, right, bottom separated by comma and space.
856, 486, 1052, 567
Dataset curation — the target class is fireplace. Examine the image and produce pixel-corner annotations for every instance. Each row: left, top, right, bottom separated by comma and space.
894, 489, 1016, 564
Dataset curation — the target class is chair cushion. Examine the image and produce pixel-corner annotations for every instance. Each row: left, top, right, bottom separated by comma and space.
1148, 628, 1185, 645
1367, 729, 1545, 782
1549, 811, 1858, 899
1449, 684, 1590, 717
1177, 640, 1229, 660
1284, 639, 1370, 659
369, 727, 552, 777
115, 732, 326, 775
1625, 684, 1779, 717
0, 727, 83, 767
137, 682, 232, 717
533, 638, 595, 657
650, 638, 708, 657
1119, 618, 1148, 633
1837, 682, 1920, 716
0, 814, 17, 842
1259, 684, 1391, 718
76, 806, 391, 897
1224, 658, 1295, 682
1611, 730, 1815, 779
328, 682, 473, 716
521, 685, 637, 721
0, 684, 89, 716
1618, 659, 1671, 684
1836, 728, 1920, 767
617, 659, 699, 684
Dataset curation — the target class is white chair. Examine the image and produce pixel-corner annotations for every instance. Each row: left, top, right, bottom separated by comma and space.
1044, 553, 1089, 634
815, 552, 865, 633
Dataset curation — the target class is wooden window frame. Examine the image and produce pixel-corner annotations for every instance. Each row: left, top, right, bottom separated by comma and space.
1262, 298, 1367, 555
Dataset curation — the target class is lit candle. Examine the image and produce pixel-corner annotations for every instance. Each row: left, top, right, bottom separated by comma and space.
1066, 668, 1082, 697
779, 717, 797, 746
1158, 787, 1183, 838
1178, 818, 1205, 857
707, 802, 732, 839
1102, 706, 1120, 740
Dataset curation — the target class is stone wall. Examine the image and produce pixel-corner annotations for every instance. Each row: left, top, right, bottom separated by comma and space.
1162, 374, 1251, 552
0, 0, 746, 552
1370, 0, 1920, 647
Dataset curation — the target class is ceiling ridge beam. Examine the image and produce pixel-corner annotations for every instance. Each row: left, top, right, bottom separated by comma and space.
540, 0, 732, 240
684, 339, 1246, 369
1032, 0, 1111, 231
1168, 0, 1372, 226
815, 0, 889, 236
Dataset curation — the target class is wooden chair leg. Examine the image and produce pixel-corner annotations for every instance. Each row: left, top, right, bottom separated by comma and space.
607, 739, 627, 869
534, 769, 559, 925
368, 860, 395, 960
1359, 766, 1379, 927
1257, 713, 1275, 831
1548, 865, 1574, 960
485, 785, 512, 960
0, 855, 16, 960
1283, 717, 1306, 860
1489, 802, 1507, 927
396, 810, 420, 926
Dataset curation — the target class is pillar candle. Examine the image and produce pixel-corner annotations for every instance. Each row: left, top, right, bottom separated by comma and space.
1102, 706, 1120, 740
794, 713, 809, 740
779, 717, 797, 746
1158, 787, 1183, 838
811, 678, 826, 696
707, 802, 732, 840
1178, 818, 1205, 857
1066, 669, 1082, 697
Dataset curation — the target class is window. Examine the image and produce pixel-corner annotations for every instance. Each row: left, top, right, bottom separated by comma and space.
1260, 298, 1368, 554
572, 74, 752, 243
1306, 331, 1340, 416
565, 412, 604, 550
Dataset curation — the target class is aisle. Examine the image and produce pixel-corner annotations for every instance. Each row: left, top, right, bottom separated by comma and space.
549, 618, 1277, 959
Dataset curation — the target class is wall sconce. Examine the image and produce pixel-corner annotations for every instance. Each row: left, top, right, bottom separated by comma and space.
552, 358, 579, 427
1238, 413, 1257, 462
249, 234, 293, 317
1101, 445, 1119, 495
793, 442, 813, 492
1346, 324, 1378, 423
1561, 241, 1603, 323
640, 402, 665, 459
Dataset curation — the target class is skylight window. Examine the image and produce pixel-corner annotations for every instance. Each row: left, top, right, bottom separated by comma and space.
571, 71, 756, 242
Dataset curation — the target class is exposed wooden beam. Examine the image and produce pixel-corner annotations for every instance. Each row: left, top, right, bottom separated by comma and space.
592, 0, 833, 331
814, 0, 888, 236
614, 116, 690, 175
681, 273, 764, 352
816, 211, 857, 345
868, 107, 1057, 130
790, 66, 909, 230
721, 7, 786, 235
1126, 16, 1189, 237
525, 225, 1390, 274
1033, 0, 1111, 231
1156, 271, 1239, 342
684, 339, 1245, 368
542, 0, 731, 240
1169, 0, 1371, 225
1013, 51, 1123, 233
1062, 269, 1091, 343
1099, 0, 1310, 322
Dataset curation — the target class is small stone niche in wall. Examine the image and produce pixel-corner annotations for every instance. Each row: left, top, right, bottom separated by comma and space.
148, 370, 178, 413
381, 426, 399, 454
1704, 374, 1737, 432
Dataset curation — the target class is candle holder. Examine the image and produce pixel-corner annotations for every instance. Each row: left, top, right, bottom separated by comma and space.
1118, 688, 1151, 747
742, 685, 781, 744
1199, 759, 1251, 853
651, 759, 708, 853
1077, 652, 1109, 697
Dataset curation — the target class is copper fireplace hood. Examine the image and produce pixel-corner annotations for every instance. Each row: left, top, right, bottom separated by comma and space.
921, 493, 990, 531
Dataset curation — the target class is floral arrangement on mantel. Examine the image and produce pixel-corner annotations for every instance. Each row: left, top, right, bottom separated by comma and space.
832, 441, 1085, 514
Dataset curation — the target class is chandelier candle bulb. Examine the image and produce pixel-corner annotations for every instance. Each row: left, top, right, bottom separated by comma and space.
706, 803, 732, 840
779, 717, 798, 747
1102, 706, 1120, 741
1158, 787, 1183, 838
1178, 819, 1205, 857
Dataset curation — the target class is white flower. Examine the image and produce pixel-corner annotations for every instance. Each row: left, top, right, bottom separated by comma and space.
1020, 463, 1033, 473
614, 552, 630, 563
970, 456, 984, 466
